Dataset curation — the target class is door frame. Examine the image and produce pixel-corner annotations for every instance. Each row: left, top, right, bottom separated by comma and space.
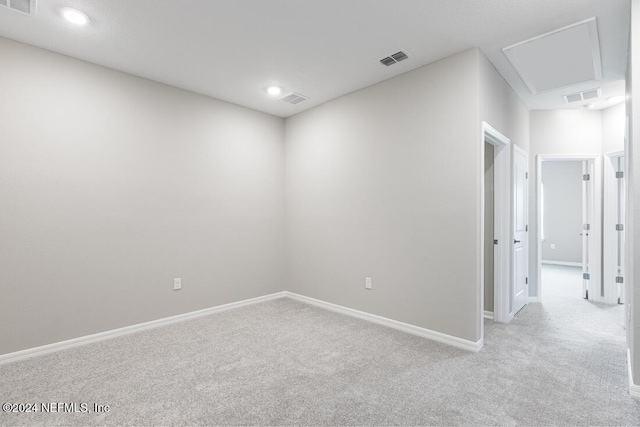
535, 154, 602, 303
479, 122, 512, 342
603, 150, 625, 305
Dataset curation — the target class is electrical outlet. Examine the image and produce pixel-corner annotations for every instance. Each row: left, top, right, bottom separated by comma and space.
550, 243, 555, 249
174, 278, 182, 290
365, 277, 372, 290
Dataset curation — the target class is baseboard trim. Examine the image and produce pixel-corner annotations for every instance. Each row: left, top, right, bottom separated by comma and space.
541, 260, 582, 267
628, 348, 640, 400
483, 310, 494, 320
528, 296, 540, 303
284, 292, 483, 352
0, 291, 287, 366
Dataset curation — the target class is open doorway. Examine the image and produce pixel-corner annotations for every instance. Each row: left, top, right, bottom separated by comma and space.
480, 122, 511, 333
484, 142, 496, 320
536, 156, 602, 303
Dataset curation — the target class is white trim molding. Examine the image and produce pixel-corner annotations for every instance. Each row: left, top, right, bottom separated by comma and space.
0, 291, 287, 366
480, 122, 512, 331
528, 296, 540, 303
483, 311, 494, 320
628, 349, 640, 400
286, 292, 483, 352
541, 260, 582, 267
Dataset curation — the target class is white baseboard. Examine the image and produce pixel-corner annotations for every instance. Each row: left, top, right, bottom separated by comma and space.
628, 348, 640, 400
528, 296, 540, 303
541, 260, 582, 267
0, 291, 287, 366
483, 310, 494, 320
284, 291, 483, 352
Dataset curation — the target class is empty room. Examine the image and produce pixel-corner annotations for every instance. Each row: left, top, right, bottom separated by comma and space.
1, 0, 640, 425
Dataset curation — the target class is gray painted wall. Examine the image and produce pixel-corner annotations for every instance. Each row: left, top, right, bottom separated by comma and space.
0, 39, 529, 354
541, 162, 583, 264
484, 143, 494, 313
284, 48, 528, 343
0, 38, 286, 355
285, 49, 481, 342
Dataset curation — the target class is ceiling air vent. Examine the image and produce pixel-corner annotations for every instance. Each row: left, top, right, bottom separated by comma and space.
0, 0, 36, 15
379, 50, 410, 66
280, 92, 308, 105
563, 88, 601, 104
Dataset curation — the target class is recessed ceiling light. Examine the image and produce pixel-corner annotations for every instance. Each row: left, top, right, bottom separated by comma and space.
583, 103, 596, 109
608, 95, 625, 104
61, 7, 90, 26
267, 86, 282, 96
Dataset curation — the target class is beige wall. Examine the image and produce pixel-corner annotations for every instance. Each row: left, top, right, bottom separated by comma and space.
0, 38, 286, 354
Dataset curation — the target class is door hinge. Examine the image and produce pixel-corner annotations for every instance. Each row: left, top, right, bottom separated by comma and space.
583, 224, 590, 231
583, 273, 591, 280
583, 173, 590, 181
525, 225, 528, 232
493, 239, 498, 245
526, 172, 529, 179
525, 277, 528, 285
616, 171, 624, 179
616, 276, 624, 284
616, 224, 624, 231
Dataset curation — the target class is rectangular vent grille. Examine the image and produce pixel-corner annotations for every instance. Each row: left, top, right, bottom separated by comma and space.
380, 50, 410, 66
0, 0, 35, 15
563, 88, 601, 104
280, 92, 308, 105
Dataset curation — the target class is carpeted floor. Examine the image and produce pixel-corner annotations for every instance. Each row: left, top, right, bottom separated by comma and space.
0, 265, 638, 425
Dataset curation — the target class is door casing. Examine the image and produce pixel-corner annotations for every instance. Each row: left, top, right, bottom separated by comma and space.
535, 155, 602, 303
479, 122, 512, 343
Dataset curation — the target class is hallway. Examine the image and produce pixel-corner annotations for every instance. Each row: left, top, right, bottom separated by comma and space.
484, 264, 635, 423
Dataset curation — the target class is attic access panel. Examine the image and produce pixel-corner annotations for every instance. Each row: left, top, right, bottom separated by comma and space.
503, 18, 602, 94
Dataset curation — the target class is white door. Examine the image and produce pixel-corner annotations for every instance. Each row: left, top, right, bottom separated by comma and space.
513, 147, 529, 315
581, 161, 594, 299
603, 154, 626, 305
617, 156, 625, 304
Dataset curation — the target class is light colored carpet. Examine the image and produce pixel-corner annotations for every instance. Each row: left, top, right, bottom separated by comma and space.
0, 265, 638, 426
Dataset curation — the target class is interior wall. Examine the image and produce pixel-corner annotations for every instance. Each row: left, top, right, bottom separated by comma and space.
528, 110, 603, 297
629, 0, 639, 387
602, 103, 626, 154
478, 50, 530, 321
285, 49, 482, 342
0, 38, 286, 355
484, 142, 495, 313
541, 162, 583, 264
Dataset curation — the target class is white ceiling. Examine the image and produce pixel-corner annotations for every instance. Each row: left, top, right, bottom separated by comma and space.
0, 0, 630, 117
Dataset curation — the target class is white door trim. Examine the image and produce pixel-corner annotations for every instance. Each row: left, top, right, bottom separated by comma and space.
480, 122, 511, 337
535, 155, 602, 304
